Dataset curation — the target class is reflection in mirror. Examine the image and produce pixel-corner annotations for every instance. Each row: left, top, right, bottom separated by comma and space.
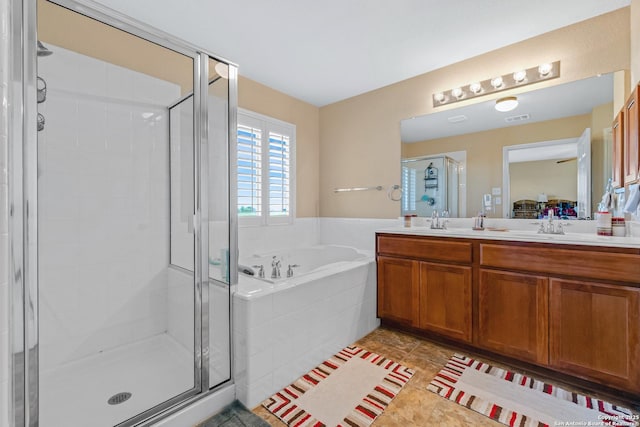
401, 155, 461, 218
401, 73, 618, 219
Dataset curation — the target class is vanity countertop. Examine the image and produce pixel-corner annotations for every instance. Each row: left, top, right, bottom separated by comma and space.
376, 226, 640, 249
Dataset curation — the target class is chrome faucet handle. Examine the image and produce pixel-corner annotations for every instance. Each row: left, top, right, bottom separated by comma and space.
252, 265, 265, 278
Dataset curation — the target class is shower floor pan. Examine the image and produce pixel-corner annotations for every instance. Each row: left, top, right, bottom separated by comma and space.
39, 333, 193, 427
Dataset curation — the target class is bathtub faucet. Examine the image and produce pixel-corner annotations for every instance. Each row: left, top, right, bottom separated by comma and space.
271, 256, 281, 279
287, 264, 300, 278
252, 264, 265, 278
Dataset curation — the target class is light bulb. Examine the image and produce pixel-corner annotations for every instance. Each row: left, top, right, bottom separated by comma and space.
513, 70, 527, 83
451, 87, 464, 99
490, 77, 503, 89
538, 63, 553, 76
469, 82, 482, 94
433, 92, 445, 103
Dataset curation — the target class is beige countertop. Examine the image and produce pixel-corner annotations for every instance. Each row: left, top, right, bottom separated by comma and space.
376, 226, 640, 249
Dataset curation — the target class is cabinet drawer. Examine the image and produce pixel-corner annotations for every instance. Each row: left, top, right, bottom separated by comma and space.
377, 234, 472, 263
480, 244, 640, 283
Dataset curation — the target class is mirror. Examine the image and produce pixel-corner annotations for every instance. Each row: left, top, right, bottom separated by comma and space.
401, 72, 618, 218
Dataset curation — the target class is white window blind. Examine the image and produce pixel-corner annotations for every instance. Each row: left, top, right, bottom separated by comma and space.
237, 109, 295, 225
237, 124, 262, 217
402, 166, 417, 213
268, 131, 290, 216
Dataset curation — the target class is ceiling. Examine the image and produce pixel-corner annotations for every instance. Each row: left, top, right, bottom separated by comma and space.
400, 73, 614, 143
92, 0, 630, 107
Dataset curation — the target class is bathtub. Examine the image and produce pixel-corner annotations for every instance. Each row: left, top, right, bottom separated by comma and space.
233, 244, 380, 408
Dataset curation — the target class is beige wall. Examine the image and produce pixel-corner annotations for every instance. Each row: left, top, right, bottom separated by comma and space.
510, 159, 577, 203
402, 114, 592, 214
319, 8, 630, 218
239, 77, 320, 217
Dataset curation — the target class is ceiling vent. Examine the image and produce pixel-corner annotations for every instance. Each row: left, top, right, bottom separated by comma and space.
505, 113, 530, 123
447, 115, 468, 123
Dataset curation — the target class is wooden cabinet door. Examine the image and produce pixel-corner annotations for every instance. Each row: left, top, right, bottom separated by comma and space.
377, 256, 419, 326
550, 278, 640, 393
624, 85, 639, 184
419, 262, 472, 342
612, 109, 624, 188
478, 269, 549, 365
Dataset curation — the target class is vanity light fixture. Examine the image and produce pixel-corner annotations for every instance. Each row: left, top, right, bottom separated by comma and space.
432, 60, 560, 107
495, 96, 518, 112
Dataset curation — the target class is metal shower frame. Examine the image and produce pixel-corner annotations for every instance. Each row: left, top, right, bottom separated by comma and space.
8, 0, 239, 425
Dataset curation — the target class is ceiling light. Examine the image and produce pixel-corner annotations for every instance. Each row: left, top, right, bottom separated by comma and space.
495, 96, 518, 112
490, 77, 503, 89
434, 92, 445, 103
513, 70, 527, 83
469, 82, 482, 94
451, 87, 464, 99
538, 63, 553, 76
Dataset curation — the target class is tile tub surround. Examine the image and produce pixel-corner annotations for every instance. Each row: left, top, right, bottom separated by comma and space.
253, 327, 640, 426
233, 260, 379, 408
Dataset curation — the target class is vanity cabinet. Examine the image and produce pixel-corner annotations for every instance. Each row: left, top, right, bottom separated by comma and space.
376, 256, 419, 326
376, 232, 640, 395
550, 278, 640, 393
377, 235, 472, 341
419, 262, 472, 342
623, 84, 639, 184
477, 269, 548, 365
612, 108, 624, 188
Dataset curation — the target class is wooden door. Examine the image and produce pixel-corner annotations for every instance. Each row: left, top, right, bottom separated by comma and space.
419, 262, 472, 342
377, 256, 419, 326
624, 85, 639, 184
549, 278, 640, 393
612, 109, 624, 188
478, 269, 549, 365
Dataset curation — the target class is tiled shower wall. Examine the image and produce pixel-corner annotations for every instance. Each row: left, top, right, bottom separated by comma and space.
0, 0, 10, 423
36, 45, 180, 370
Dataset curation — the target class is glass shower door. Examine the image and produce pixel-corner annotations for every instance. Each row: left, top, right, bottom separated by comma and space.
36, 2, 200, 425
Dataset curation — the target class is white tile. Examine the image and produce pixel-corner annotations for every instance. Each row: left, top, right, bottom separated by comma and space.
0, 379, 8, 427
0, 330, 8, 383
243, 372, 276, 409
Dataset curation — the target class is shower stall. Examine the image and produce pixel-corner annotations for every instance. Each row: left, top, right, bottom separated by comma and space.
9, 0, 237, 426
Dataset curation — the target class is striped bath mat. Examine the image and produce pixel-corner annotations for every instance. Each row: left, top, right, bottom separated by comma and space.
428, 354, 638, 427
262, 346, 414, 426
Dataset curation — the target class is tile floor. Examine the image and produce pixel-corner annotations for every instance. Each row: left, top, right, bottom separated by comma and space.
253, 326, 639, 426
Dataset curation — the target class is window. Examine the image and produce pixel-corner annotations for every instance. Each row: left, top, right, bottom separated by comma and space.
237, 109, 295, 225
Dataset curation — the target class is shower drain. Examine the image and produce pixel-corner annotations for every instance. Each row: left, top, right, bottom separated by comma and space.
107, 392, 132, 405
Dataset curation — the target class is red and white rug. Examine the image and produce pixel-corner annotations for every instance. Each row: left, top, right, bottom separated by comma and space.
428, 354, 638, 427
262, 346, 414, 427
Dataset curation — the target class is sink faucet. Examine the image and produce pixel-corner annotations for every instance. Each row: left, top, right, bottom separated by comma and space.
537, 211, 565, 235
271, 256, 281, 279
430, 210, 448, 230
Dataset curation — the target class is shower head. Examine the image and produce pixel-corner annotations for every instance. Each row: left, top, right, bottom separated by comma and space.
37, 41, 53, 57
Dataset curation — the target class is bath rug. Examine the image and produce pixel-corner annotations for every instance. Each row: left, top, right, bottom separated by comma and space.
199, 400, 270, 427
428, 354, 638, 427
262, 346, 414, 426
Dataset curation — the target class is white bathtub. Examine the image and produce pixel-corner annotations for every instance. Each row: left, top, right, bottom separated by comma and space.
233, 244, 379, 408
237, 244, 373, 294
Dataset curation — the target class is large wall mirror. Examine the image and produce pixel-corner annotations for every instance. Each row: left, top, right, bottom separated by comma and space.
401, 71, 622, 219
